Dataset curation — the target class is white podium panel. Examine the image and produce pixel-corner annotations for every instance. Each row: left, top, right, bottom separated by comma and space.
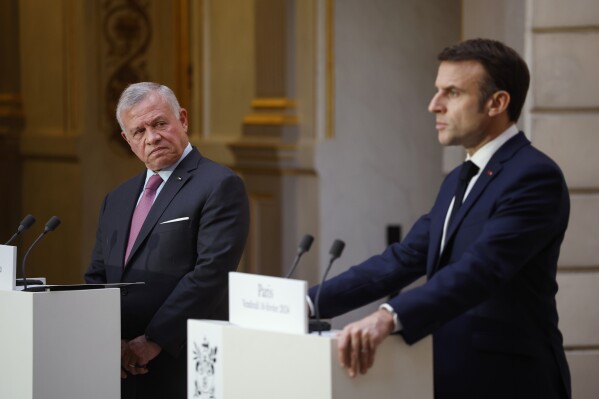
188, 320, 433, 399
0, 289, 120, 399
0, 244, 17, 290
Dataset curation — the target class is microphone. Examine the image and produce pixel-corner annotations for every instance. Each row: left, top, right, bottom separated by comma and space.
313, 239, 345, 335
4, 214, 37, 245
284, 234, 314, 278
21, 216, 61, 290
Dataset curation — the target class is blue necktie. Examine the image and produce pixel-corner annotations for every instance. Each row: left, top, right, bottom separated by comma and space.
448, 161, 479, 228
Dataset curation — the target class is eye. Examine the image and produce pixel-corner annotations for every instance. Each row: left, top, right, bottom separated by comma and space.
132, 128, 145, 139
155, 121, 168, 129
448, 88, 459, 97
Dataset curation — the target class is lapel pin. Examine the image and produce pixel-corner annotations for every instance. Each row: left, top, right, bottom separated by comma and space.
486, 170, 493, 176
177, 176, 182, 181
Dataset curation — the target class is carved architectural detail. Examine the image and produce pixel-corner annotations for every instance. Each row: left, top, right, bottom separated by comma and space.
102, 0, 152, 149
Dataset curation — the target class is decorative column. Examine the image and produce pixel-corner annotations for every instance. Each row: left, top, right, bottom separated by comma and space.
234, 0, 301, 166
229, 0, 318, 278
0, 0, 24, 240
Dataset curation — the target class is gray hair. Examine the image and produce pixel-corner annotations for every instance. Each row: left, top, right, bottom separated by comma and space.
116, 82, 182, 132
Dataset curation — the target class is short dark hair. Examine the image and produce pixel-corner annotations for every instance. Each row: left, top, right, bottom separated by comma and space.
437, 38, 529, 122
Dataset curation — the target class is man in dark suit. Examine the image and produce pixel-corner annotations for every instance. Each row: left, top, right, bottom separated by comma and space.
85, 82, 249, 398
308, 39, 571, 398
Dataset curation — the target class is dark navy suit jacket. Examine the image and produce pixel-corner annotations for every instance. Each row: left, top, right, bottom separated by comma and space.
309, 133, 571, 399
85, 147, 249, 398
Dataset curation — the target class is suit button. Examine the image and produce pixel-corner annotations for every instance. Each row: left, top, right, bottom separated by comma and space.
121, 287, 128, 296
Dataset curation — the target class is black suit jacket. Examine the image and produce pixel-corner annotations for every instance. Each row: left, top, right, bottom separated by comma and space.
85, 148, 249, 397
309, 133, 571, 399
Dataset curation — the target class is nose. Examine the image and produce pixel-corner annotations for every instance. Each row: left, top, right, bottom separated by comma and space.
145, 127, 162, 144
428, 92, 445, 114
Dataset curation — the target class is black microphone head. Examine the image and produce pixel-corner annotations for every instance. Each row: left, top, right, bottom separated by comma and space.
329, 239, 345, 260
44, 216, 61, 232
18, 214, 36, 233
298, 234, 314, 253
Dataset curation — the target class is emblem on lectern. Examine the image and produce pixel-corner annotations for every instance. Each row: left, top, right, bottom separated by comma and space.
193, 337, 219, 398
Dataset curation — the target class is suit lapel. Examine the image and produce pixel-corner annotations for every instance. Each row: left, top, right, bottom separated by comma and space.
124, 148, 202, 269
443, 162, 501, 242
434, 133, 530, 271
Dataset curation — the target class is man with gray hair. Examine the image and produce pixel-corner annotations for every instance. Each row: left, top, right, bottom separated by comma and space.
85, 82, 249, 398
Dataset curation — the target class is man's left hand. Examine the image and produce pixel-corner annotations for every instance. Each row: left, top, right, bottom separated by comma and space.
336, 308, 395, 378
121, 335, 162, 376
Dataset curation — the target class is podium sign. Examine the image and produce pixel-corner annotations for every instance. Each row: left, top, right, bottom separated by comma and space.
0, 244, 17, 291
228, 272, 307, 334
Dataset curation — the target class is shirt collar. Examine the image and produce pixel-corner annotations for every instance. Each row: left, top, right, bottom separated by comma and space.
467, 124, 519, 170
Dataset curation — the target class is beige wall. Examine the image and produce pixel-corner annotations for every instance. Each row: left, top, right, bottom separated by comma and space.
529, 1, 599, 397
319, 0, 460, 327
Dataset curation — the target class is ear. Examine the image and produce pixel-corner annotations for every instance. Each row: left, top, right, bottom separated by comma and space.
179, 108, 189, 132
121, 131, 130, 144
487, 90, 510, 117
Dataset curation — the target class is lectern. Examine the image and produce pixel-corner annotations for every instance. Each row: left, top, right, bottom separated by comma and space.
0, 289, 120, 399
187, 320, 433, 398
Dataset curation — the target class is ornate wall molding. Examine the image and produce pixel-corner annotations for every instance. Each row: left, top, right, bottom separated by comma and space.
102, 0, 152, 149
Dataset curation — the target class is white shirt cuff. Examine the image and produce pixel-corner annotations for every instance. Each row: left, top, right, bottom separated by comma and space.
379, 303, 401, 332
306, 295, 315, 317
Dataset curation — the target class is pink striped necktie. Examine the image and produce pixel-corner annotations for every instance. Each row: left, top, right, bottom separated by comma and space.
124, 174, 163, 264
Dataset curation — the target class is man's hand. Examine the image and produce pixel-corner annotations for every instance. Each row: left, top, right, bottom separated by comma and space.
121, 335, 162, 378
121, 340, 128, 378
336, 308, 395, 378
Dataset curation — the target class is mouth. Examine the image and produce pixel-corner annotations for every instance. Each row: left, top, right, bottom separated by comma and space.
148, 147, 168, 157
435, 121, 447, 130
